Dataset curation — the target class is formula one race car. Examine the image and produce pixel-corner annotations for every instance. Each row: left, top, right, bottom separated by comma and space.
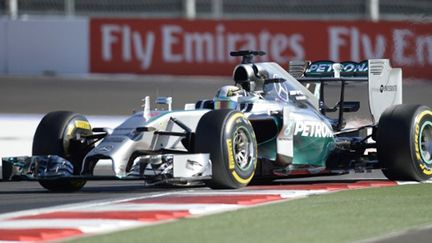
3, 50, 432, 192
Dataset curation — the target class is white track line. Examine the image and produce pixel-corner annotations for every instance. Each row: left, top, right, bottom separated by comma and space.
0, 191, 178, 221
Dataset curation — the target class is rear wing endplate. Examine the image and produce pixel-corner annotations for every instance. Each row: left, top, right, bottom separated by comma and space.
367, 60, 402, 123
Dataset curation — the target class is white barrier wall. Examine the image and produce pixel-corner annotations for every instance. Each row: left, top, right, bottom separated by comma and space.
0, 114, 125, 157
1, 18, 88, 74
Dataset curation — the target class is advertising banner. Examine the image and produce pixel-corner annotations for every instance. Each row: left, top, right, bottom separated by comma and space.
90, 19, 432, 79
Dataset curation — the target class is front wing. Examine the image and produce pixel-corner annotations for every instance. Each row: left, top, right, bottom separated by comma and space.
2, 153, 212, 185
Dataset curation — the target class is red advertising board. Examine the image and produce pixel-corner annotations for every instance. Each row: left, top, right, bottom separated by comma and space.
90, 18, 432, 80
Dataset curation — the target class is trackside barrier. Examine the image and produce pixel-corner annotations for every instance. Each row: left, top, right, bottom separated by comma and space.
90, 19, 432, 80
0, 18, 431, 80
0, 18, 88, 74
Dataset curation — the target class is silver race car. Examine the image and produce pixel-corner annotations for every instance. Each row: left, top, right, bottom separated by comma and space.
3, 50, 432, 192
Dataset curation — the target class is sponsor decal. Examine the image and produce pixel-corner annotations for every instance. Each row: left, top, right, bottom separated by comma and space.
294, 121, 333, 138
419, 164, 432, 175
90, 19, 432, 79
379, 84, 397, 93
283, 120, 295, 138
231, 169, 254, 185
273, 82, 289, 102
226, 139, 235, 169
305, 60, 368, 77
289, 90, 307, 101
186, 159, 203, 171
98, 145, 114, 152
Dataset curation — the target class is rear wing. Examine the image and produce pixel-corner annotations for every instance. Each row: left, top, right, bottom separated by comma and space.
289, 59, 402, 126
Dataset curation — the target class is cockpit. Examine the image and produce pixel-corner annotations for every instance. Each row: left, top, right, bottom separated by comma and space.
231, 61, 318, 108
197, 50, 319, 111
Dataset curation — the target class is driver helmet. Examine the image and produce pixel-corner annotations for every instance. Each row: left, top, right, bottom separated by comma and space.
214, 85, 245, 109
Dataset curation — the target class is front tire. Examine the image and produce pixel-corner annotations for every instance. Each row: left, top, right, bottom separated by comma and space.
195, 110, 257, 189
377, 105, 432, 181
33, 111, 93, 192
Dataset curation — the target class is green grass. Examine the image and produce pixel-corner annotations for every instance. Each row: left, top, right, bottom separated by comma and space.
70, 184, 432, 243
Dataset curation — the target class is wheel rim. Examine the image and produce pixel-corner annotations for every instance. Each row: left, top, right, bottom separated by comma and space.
233, 127, 254, 171
419, 121, 432, 165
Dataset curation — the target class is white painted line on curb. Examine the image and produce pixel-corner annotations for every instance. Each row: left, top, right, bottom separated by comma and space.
181, 189, 329, 198
67, 203, 242, 214
0, 219, 146, 234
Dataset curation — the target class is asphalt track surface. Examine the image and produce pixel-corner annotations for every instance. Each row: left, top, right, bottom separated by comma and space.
0, 172, 386, 214
1, 75, 432, 242
1, 75, 431, 117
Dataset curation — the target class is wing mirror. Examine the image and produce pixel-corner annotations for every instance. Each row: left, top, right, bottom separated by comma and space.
155, 97, 173, 111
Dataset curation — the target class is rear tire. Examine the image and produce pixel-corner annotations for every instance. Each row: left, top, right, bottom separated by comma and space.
377, 105, 432, 181
33, 111, 93, 192
195, 110, 257, 189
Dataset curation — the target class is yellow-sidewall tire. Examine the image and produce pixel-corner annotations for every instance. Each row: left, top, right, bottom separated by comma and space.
378, 105, 432, 181
195, 109, 257, 189
33, 111, 93, 192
